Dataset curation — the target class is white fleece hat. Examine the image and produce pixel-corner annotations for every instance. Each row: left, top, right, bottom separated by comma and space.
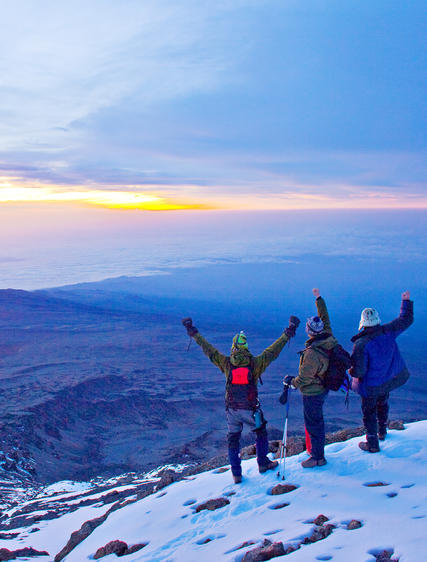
359, 308, 381, 330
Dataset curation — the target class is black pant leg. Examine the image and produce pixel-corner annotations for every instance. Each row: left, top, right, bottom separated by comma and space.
361, 395, 379, 441
376, 392, 390, 429
303, 392, 327, 460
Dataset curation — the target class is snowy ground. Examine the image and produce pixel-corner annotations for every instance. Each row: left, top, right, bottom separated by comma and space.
2, 421, 426, 561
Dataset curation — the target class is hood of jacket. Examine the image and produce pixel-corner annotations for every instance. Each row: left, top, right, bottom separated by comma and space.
230, 348, 253, 367
304, 332, 337, 351
351, 325, 382, 343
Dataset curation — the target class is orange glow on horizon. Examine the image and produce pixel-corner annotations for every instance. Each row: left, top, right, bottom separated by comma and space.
1, 178, 427, 211
0, 184, 215, 211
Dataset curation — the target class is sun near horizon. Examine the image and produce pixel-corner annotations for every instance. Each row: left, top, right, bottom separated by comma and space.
2, 180, 427, 213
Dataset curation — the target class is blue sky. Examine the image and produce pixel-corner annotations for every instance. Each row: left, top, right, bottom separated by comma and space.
0, 0, 426, 210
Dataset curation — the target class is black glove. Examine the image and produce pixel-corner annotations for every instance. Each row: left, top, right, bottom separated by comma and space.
279, 385, 289, 405
182, 317, 198, 337
285, 315, 301, 338
283, 375, 295, 387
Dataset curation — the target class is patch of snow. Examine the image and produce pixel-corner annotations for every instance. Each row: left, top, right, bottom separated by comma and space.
64, 421, 427, 562
43, 480, 93, 495
1, 504, 110, 557
2, 422, 426, 562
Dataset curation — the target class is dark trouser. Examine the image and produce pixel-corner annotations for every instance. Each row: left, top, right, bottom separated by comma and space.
361, 393, 389, 445
226, 408, 269, 476
303, 391, 328, 460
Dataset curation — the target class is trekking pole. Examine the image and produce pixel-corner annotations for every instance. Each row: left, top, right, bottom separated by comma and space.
277, 387, 291, 480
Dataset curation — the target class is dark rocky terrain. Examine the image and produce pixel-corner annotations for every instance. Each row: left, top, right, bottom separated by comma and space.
0, 289, 231, 483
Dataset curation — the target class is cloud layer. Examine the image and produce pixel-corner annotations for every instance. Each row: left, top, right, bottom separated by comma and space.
0, 0, 426, 208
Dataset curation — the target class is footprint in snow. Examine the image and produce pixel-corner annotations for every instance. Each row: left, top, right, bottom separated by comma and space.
386, 492, 398, 498
363, 482, 390, 487
400, 483, 415, 488
367, 547, 397, 561
269, 502, 290, 510
264, 529, 283, 536
182, 499, 197, 506
316, 556, 333, 561
195, 533, 226, 545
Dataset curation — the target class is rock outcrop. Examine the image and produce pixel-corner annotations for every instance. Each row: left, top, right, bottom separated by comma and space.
195, 498, 230, 513
0, 547, 49, 561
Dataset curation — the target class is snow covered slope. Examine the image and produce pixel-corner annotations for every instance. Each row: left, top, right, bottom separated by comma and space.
2, 422, 427, 561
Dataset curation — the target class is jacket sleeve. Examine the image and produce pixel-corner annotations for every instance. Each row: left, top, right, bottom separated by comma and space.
316, 297, 332, 333
383, 299, 414, 337
293, 348, 323, 389
252, 332, 289, 381
350, 339, 367, 379
193, 333, 229, 375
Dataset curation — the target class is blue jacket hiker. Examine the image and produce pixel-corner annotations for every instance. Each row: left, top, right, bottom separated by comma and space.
350, 291, 414, 453
182, 316, 300, 483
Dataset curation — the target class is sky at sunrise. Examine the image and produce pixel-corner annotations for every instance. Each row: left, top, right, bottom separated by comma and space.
0, 1, 426, 288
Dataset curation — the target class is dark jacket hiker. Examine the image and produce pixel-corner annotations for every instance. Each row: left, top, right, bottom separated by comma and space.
350, 291, 414, 453
182, 317, 300, 483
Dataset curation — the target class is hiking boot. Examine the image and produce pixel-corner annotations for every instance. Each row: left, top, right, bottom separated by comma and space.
359, 441, 380, 453
233, 474, 242, 484
258, 460, 278, 474
301, 457, 327, 468
378, 427, 387, 441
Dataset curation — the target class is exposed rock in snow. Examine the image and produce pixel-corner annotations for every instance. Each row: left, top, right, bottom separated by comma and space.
241, 539, 286, 561
312, 514, 329, 526
268, 483, 298, 495
0, 546, 49, 560
94, 539, 128, 559
195, 497, 230, 513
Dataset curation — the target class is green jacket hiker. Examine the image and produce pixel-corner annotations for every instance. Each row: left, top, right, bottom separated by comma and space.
182, 315, 300, 483
193, 331, 292, 386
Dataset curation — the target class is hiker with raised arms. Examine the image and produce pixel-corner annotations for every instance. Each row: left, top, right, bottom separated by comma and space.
350, 291, 414, 453
182, 315, 300, 483
284, 288, 339, 468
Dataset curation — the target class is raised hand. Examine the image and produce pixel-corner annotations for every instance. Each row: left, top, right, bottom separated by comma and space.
312, 288, 320, 298
402, 291, 410, 301
285, 315, 300, 338
182, 317, 198, 337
